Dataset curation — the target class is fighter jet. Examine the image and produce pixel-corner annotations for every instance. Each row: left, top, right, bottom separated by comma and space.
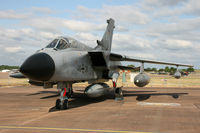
10, 18, 193, 109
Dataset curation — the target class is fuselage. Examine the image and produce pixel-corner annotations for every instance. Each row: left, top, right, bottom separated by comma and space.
40, 48, 97, 82
19, 37, 121, 83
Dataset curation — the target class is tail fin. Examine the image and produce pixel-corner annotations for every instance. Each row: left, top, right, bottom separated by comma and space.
95, 18, 115, 51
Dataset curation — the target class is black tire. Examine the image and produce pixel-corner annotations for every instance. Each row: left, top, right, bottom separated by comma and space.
115, 87, 122, 95
55, 99, 61, 109
172, 94, 179, 99
114, 87, 124, 101
62, 99, 68, 109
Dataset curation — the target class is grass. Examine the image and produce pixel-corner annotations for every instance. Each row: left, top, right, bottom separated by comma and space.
119, 72, 200, 88
0, 78, 29, 87
0, 72, 200, 88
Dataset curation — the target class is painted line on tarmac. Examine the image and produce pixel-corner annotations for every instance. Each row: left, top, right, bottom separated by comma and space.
137, 102, 181, 107
0, 125, 156, 133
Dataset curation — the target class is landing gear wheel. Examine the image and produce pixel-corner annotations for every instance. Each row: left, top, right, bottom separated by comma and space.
115, 87, 124, 101
62, 99, 68, 109
115, 87, 123, 95
172, 94, 179, 99
55, 99, 61, 109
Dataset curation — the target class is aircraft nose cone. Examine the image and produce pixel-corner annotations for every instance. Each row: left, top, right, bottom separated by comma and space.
20, 52, 55, 81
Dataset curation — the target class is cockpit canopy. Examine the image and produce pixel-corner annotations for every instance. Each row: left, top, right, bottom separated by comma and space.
45, 36, 92, 51
45, 38, 70, 50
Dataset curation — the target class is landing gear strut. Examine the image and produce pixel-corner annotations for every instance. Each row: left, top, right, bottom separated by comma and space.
111, 72, 123, 100
55, 82, 73, 110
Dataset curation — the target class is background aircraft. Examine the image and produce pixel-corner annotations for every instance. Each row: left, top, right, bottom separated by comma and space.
10, 18, 193, 109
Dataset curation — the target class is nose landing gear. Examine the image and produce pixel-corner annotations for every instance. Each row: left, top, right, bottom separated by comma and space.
111, 72, 124, 101
55, 82, 73, 110
56, 99, 68, 110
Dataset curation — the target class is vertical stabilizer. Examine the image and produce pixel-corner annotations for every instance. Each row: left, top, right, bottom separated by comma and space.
95, 18, 115, 51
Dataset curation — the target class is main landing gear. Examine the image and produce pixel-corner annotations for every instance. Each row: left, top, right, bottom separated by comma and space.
55, 82, 73, 110
112, 72, 124, 101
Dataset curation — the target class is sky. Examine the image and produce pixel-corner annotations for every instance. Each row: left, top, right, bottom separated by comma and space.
0, 0, 199, 68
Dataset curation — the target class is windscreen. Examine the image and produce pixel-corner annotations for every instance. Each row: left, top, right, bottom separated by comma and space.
45, 39, 58, 48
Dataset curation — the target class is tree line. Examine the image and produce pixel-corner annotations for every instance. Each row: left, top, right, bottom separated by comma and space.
0, 65, 19, 71
127, 65, 194, 73
0, 64, 195, 73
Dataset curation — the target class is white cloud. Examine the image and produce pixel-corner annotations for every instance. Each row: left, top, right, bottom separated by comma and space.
112, 33, 152, 51
0, 26, 61, 65
178, 0, 200, 16
76, 5, 151, 24
0, 7, 54, 20
165, 39, 193, 49
142, 17, 200, 45
63, 19, 105, 32
102, 5, 150, 24
155, 39, 193, 51
31, 7, 54, 14
0, 2, 199, 67
73, 32, 99, 47
23, 17, 107, 33
74, 33, 98, 41
143, 0, 186, 7
149, 0, 200, 17
5, 46, 22, 53
0, 10, 30, 19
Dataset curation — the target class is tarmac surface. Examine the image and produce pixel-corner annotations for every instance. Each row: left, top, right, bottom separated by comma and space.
0, 85, 199, 133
